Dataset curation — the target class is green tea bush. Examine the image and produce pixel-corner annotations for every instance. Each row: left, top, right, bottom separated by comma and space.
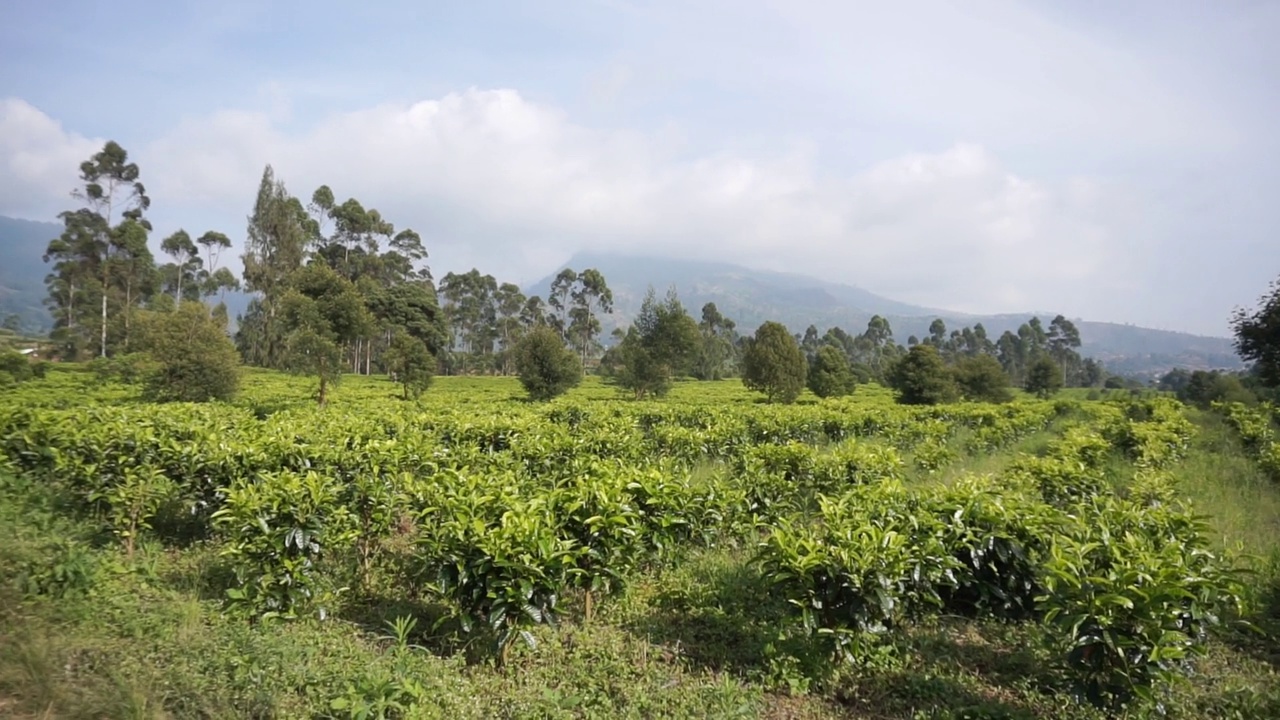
1038, 498, 1246, 713
213, 469, 356, 620
757, 485, 959, 665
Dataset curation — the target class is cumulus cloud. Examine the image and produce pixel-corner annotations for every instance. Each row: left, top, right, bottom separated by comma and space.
3, 91, 1139, 320
0, 98, 102, 220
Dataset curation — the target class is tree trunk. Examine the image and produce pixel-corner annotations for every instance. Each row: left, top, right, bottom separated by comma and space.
100, 291, 108, 358
124, 276, 132, 352
66, 280, 75, 333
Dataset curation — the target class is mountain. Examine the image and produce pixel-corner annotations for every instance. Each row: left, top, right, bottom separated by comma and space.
0, 216, 57, 331
525, 252, 1243, 378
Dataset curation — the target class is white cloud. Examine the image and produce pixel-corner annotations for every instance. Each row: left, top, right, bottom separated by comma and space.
2, 91, 1141, 322
0, 98, 102, 220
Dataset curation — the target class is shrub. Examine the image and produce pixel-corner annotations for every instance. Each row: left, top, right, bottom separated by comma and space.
1038, 499, 1246, 713
952, 354, 1013, 403
383, 330, 434, 400
514, 326, 583, 400
806, 345, 856, 399
886, 345, 958, 405
137, 302, 241, 402
757, 486, 960, 666
89, 352, 157, 384
1025, 356, 1064, 398
0, 350, 33, 383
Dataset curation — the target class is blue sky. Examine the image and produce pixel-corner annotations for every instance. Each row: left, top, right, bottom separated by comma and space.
2, 0, 1277, 336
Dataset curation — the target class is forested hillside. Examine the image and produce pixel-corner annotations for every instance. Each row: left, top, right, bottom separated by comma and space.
0, 216, 56, 332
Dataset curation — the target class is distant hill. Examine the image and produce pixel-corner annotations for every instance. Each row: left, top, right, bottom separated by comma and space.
526, 252, 1243, 378
0, 216, 57, 331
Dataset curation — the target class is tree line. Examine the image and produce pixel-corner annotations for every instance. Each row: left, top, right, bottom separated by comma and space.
33, 140, 1280, 406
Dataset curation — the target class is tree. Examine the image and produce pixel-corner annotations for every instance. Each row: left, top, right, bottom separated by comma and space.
886, 344, 958, 405
952, 354, 1013, 403
741, 321, 808, 403
383, 329, 434, 400
1232, 276, 1280, 387
613, 287, 699, 399
494, 282, 527, 373
548, 268, 578, 341
928, 318, 947, 348
514, 325, 582, 400
1047, 314, 1082, 385
799, 325, 822, 364
280, 264, 372, 405
568, 268, 613, 367
136, 302, 240, 403
159, 230, 201, 303
194, 230, 239, 305
806, 344, 856, 399
693, 302, 737, 380
44, 142, 154, 359
1081, 358, 1106, 388
439, 269, 498, 373
860, 315, 898, 378
520, 295, 549, 329
239, 165, 308, 368
1157, 368, 1192, 395
1025, 356, 1064, 398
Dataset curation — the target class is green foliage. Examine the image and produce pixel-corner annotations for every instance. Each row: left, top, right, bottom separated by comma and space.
1232, 275, 1280, 387
757, 486, 959, 665
692, 302, 738, 381
382, 330, 434, 400
514, 326, 583, 400
136, 302, 242, 403
213, 470, 355, 620
89, 464, 178, 555
952, 354, 1013, 403
89, 352, 157, 384
612, 287, 699, 399
0, 350, 35, 383
421, 486, 577, 662
1038, 497, 1246, 713
742, 321, 808, 404
0, 369, 1267, 714
281, 264, 373, 405
1025, 357, 1064, 398
17, 538, 99, 599
43, 141, 155, 360
930, 477, 1059, 620
805, 345, 856, 399
1176, 370, 1257, 407
887, 344, 959, 405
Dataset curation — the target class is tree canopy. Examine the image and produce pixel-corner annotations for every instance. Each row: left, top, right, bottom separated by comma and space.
742, 321, 808, 403
1232, 276, 1280, 388
611, 287, 699, 399
806, 345, 856, 399
886, 344, 958, 405
515, 325, 583, 400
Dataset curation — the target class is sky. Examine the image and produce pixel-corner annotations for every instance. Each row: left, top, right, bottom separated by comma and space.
1, 0, 1277, 337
